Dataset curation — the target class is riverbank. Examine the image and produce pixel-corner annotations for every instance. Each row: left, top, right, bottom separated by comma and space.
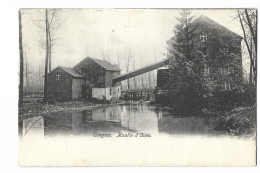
19, 98, 256, 136
214, 106, 256, 136
18, 99, 125, 118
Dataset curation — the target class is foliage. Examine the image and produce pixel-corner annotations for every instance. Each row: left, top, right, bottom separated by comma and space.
168, 10, 211, 116
206, 90, 241, 112
214, 106, 256, 136
237, 9, 257, 86
241, 84, 256, 106
167, 11, 249, 115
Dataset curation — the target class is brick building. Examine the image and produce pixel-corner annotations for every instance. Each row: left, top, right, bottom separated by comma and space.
47, 57, 121, 101
161, 15, 243, 91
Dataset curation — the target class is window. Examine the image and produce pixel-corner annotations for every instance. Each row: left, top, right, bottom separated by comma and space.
110, 88, 112, 95
220, 82, 231, 90
56, 74, 61, 80
220, 67, 233, 75
200, 33, 207, 41
221, 82, 226, 90
227, 83, 231, 90
204, 67, 210, 76
220, 46, 229, 54
220, 67, 226, 75
227, 67, 234, 74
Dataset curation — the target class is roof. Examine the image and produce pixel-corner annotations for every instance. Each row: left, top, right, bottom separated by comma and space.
192, 15, 243, 39
167, 15, 243, 43
59, 66, 85, 78
75, 57, 121, 71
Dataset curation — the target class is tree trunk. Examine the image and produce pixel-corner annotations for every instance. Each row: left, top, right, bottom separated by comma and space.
244, 10, 257, 86
38, 64, 41, 92
132, 59, 137, 89
117, 52, 120, 69
139, 56, 144, 89
245, 9, 257, 54
48, 31, 52, 72
25, 54, 29, 96
238, 11, 254, 84
153, 53, 157, 87
44, 9, 49, 103
148, 72, 152, 88
19, 10, 24, 107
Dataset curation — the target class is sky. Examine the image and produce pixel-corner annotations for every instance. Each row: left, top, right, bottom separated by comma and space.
21, 9, 246, 74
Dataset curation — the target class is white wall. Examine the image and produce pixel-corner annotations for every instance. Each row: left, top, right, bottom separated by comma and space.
92, 86, 121, 100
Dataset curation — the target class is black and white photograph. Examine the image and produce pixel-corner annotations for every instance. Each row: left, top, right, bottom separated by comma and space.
17, 8, 257, 166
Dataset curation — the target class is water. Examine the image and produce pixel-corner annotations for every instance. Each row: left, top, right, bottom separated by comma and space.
19, 102, 219, 138
18, 103, 256, 166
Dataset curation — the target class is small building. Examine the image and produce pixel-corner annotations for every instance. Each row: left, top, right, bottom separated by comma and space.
47, 57, 121, 101
47, 66, 85, 101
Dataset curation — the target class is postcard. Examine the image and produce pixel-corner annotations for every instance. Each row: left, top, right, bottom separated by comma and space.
18, 8, 256, 166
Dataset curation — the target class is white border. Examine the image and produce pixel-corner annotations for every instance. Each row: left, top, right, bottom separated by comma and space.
0, 0, 259, 172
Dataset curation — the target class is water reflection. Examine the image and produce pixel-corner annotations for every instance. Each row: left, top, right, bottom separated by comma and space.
20, 116, 44, 139
19, 103, 217, 137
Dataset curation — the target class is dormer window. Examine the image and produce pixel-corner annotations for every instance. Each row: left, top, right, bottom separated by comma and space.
56, 74, 61, 80
200, 33, 207, 41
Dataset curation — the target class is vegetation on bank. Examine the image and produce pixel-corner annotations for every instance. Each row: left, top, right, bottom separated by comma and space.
214, 106, 256, 136
18, 98, 123, 118
164, 10, 256, 136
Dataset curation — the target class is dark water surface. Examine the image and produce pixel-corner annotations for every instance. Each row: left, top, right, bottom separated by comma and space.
19, 102, 220, 137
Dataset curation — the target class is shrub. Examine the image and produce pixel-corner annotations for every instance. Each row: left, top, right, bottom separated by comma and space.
47, 95, 57, 104
241, 84, 256, 106
214, 106, 256, 135
207, 90, 242, 112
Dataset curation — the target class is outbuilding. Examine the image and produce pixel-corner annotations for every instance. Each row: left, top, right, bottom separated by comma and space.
47, 57, 121, 101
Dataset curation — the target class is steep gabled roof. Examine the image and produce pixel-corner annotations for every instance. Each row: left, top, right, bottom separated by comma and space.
167, 15, 243, 44
192, 15, 243, 39
74, 57, 121, 71
58, 66, 85, 78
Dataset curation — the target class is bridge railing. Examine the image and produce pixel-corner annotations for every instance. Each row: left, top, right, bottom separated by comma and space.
121, 89, 155, 102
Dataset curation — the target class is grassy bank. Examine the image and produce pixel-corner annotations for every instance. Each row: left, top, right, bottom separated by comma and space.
18, 98, 124, 118
214, 106, 256, 136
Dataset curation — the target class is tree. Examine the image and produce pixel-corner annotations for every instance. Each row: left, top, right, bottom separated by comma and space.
237, 9, 257, 86
168, 10, 209, 115
33, 9, 63, 72
153, 51, 157, 87
139, 55, 144, 89
24, 51, 33, 96
32, 9, 64, 102
132, 57, 137, 89
117, 51, 121, 69
124, 50, 132, 89
19, 9, 24, 107
43, 9, 49, 103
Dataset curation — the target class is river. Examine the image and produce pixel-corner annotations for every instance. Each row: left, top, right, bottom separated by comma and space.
18, 102, 256, 166
19, 102, 220, 138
